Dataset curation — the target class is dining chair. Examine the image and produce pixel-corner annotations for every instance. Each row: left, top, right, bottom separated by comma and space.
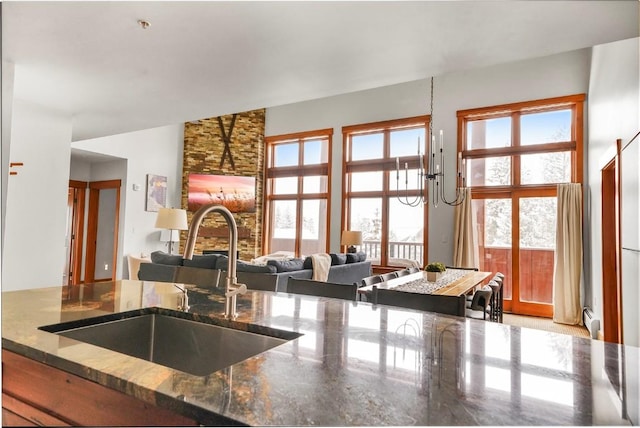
374, 288, 466, 317
488, 275, 504, 322
360, 275, 383, 287
380, 272, 399, 282
465, 289, 492, 320
286, 277, 357, 301
395, 269, 412, 277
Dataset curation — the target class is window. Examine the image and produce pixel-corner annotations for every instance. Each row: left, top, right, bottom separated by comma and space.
342, 117, 429, 267
458, 94, 584, 317
264, 129, 332, 257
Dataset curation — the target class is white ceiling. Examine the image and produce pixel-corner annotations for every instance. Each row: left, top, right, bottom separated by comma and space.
3, 1, 639, 143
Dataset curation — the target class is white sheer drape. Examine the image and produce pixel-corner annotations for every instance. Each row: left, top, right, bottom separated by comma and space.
552, 183, 583, 325
453, 188, 479, 269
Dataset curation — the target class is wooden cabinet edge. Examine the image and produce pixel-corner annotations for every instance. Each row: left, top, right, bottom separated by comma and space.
2, 350, 198, 426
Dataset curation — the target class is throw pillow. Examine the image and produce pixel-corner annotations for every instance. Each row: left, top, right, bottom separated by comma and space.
150, 251, 183, 266
303, 256, 313, 270
267, 258, 305, 272
330, 253, 347, 265
356, 251, 367, 262
182, 254, 219, 269
345, 253, 358, 264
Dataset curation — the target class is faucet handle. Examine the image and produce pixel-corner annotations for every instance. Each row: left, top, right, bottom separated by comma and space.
225, 283, 247, 298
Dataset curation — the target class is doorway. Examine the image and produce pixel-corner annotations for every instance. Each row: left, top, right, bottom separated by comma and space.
64, 180, 87, 287
601, 141, 622, 343
84, 179, 121, 283
473, 188, 557, 318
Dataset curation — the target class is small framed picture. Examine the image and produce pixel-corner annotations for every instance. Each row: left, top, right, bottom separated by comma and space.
146, 174, 167, 212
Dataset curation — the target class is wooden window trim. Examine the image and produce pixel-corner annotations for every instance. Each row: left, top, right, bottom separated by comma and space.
342, 117, 429, 267
459, 94, 584, 318
263, 129, 333, 256
456, 94, 586, 119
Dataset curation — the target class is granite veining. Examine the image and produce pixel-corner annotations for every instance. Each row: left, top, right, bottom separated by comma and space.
2, 280, 638, 426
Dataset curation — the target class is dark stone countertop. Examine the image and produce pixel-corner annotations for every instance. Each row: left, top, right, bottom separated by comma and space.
2, 280, 638, 426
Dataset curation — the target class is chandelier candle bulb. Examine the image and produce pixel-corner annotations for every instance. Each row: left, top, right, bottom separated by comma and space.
394, 76, 465, 208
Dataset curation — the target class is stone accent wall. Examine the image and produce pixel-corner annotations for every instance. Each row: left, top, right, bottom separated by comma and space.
181, 109, 265, 260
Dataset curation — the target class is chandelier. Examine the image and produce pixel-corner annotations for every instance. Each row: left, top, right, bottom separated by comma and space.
395, 77, 466, 208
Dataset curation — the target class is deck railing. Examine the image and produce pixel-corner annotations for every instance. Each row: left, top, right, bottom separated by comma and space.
362, 240, 423, 265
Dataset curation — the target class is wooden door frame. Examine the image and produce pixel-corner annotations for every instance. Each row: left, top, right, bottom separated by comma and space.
67, 180, 87, 286
84, 179, 121, 283
601, 140, 623, 343
511, 187, 556, 318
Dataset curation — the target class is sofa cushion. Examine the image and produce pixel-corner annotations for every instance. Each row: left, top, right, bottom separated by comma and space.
303, 256, 313, 270
182, 254, 219, 269
215, 255, 277, 273
239, 262, 277, 273
345, 253, 358, 264
267, 258, 305, 273
356, 251, 367, 262
330, 253, 347, 265
150, 251, 183, 266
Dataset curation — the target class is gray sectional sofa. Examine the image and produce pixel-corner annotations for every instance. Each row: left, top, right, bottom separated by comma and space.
137, 251, 372, 292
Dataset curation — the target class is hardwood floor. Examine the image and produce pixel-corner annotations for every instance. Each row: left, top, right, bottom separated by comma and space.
502, 313, 590, 338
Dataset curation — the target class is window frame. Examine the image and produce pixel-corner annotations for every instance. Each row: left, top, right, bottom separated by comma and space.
342, 116, 429, 268
457, 94, 584, 190
263, 129, 333, 257
457, 94, 585, 317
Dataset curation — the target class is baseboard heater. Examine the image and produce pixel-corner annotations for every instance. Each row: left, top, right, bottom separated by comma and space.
583, 307, 600, 339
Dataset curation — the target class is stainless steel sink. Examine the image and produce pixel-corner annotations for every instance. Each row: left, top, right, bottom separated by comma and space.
39, 309, 300, 376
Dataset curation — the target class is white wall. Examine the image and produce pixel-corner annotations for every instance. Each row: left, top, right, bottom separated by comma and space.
587, 37, 640, 337
1, 61, 15, 258
2, 99, 72, 291
266, 48, 592, 263
72, 124, 184, 279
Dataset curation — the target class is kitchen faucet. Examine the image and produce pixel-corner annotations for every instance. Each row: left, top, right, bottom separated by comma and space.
183, 204, 247, 319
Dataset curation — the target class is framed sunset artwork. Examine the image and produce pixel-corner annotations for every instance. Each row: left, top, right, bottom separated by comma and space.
187, 174, 256, 213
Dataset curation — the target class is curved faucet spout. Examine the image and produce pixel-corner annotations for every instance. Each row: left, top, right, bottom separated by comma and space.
183, 204, 245, 318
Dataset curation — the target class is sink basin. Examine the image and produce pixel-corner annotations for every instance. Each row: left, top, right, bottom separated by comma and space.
39, 308, 300, 376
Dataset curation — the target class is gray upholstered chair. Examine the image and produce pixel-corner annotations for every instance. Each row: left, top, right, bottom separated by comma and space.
286, 277, 357, 301
374, 288, 466, 317
396, 268, 412, 277
465, 289, 492, 320
379, 272, 398, 282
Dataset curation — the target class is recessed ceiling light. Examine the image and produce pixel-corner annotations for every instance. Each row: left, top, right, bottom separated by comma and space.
137, 19, 151, 30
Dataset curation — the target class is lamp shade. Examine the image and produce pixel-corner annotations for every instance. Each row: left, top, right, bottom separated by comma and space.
341, 230, 363, 246
155, 208, 188, 230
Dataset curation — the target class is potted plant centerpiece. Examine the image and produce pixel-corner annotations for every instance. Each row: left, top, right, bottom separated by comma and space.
425, 262, 446, 282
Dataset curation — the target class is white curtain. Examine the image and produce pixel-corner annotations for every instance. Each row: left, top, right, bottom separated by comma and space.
553, 183, 583, 325
453, 188, 479, 269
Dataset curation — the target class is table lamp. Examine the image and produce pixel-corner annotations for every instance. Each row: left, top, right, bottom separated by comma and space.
155, 208, 188, 254
341, 230, 362, 253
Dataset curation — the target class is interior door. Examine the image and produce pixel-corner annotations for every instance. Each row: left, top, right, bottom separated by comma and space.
84, 180, 121, 283
64, 180, 86, 288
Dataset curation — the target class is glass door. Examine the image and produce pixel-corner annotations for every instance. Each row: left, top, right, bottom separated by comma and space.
473, 191, 556, 317
515, 191, 556, 317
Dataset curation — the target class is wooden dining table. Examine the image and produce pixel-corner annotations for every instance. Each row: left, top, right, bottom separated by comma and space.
358, 269, 492, 300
